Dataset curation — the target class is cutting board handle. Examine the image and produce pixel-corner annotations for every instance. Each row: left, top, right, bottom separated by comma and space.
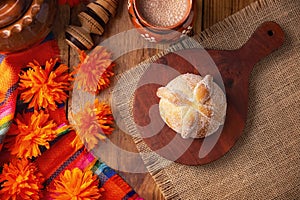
238, 21, 285, 67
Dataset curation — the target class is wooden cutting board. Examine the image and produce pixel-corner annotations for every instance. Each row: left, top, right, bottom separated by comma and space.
133, 21, 285, 165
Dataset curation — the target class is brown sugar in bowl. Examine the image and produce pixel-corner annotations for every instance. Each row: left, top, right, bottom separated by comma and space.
128, 0, 196, 43
135, 0, 192, 30
128, 3, 179, 43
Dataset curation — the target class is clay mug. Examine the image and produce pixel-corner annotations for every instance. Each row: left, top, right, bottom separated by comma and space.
128, 0, 196, 43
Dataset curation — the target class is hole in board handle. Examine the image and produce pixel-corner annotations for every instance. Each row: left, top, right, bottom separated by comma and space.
267, 30, 274, 36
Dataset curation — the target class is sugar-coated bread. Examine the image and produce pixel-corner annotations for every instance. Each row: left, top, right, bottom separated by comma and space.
156, 73, 227, 139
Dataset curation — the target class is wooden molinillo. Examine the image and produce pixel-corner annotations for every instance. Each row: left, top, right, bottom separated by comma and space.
65, 0, 118, 50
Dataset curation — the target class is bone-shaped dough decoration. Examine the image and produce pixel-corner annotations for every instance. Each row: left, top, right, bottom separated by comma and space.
157, 73, 227, 139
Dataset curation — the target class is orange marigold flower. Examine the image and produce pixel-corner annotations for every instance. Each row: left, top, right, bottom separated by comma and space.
19, 58, 73, 111
49, 168, 104, 200
71, 99, 114, 150
5, 110, 58, 159
0, 158, 44, 200
74, 46, 115, 94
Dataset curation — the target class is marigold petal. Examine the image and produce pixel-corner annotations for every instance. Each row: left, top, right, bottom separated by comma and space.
5, 110, 58, 159
0, 159, 44, 200
74, 46, 115, 94
71, 99, 114, 150
49, 168, 103, 200
19, 58, 73, 111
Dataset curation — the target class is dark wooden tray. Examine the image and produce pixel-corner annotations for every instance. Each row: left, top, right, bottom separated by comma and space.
133, 21, 285, 165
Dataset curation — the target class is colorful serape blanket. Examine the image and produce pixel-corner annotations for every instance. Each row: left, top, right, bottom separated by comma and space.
0, 35, 142, 199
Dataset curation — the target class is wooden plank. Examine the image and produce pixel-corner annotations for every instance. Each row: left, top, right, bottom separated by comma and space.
202, 0, 257, 29
52, 5, 70, 64
194, 0, 204, 33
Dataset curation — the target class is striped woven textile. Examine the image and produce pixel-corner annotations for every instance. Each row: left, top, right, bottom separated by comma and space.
35, 121, 141, 200
0, 39, 60, 151
94, 162, 142, 200
0, 36, 142, 199
0, 54, 14, 150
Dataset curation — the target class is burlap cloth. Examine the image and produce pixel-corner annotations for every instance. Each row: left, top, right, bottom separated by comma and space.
112, 0, 300, 199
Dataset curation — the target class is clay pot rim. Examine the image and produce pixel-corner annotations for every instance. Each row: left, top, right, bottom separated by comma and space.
133, 0, 192, 31
0, 0, 43, 38
128, 0, 196, 43
130, 3, 179, 38
0, 0, 33, 28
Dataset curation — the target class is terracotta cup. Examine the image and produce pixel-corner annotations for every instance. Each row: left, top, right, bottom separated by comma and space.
128, 0, 196, 43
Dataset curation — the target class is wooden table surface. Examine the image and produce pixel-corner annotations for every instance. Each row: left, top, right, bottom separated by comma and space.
53, 0, 257, 199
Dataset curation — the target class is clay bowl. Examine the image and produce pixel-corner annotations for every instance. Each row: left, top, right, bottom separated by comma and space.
128, 0, 196, 43
134, 0, 192, 31
0, 0, 57, 54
